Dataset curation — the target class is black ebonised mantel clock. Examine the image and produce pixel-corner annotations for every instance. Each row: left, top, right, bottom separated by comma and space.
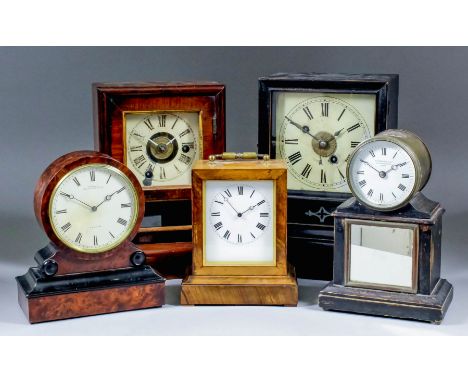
258, 73, 399, 279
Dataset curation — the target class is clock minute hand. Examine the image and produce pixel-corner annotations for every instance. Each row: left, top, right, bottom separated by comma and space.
285, 116, 320, 142
60, 192, 93, 210
93, 188, 122, 210
360, 159, 380, 174
222, 195, 241, 216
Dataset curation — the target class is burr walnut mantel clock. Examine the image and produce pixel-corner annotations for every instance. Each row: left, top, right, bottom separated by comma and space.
258, 73, 399, 279
181, 153, 298, 306
318, 131, 453, 323
93, 82, 226, 278
16, 151, 165, 323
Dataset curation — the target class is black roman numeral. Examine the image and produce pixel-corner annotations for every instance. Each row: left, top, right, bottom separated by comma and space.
94, 235, 98, 246
359, 179, 366, 187
321, 169, 327, 183
250, 190, 255, 198
134, 155, 147, 168
117, 186, 125, 193
159, 167, 166, 179
321, 102, 329, 117
402, 174, 410, 178
303, 106, 313, 120
369, 150, 376, 157
256, 223, 266, 230
179, 129, 190, 138
158, 114, 166, 127
250, 232, 256, 239
367, 189, 374, 197
337, 108, 346, 121
351, 141, 360, 148
109, 231, 115, 238
338, 169, 345, 179
257, 200, 265, 206
260, 212, 269, 217
288, 151, 302, 165
347, 123, 360, 133
75, 232, 82, 244
284, 139, 299, 145
179, 154, 191, 165
130, 145, 143, 152
301, 163, 312, 178
224, 189, 232, 197
237, 234, 242, 243
238, 186, 243, 195
171, 116, 179, 129
143, 118, 154, 130
56, 209, 67, 214
106, 174, 112, 184
398, 184, 406, 191
211, 212, 220, 216
357, 170, 364, 174
61, 222, 71, 232
117, 217, 127, 226
214, 222, 223, 230
381, 147, 387, 156
223, 230, 231, 240
379, 193, 384, 202
121, 203, 131, 208
90, 170, 95, 182
73, 177, 80, 186
214, 200, 223, 205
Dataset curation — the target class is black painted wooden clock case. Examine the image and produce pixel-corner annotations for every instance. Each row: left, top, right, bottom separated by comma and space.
258, 73, 399, 279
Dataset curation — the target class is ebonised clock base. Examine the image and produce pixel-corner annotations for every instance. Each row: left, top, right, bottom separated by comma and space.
318, 278, 453, 324
16, 266, 165, 324
180, 267, 298, 306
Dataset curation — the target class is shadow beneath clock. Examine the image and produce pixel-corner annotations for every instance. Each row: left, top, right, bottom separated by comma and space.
163, 279, 183, 306
297, 278, 328, 307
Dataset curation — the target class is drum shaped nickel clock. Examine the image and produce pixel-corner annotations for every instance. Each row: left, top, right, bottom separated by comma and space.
94, 82, 226, 279
258, 73, 399, 279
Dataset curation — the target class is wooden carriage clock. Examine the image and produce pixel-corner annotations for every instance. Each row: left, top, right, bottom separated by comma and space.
16, 151, 165, 323
93, 82, 226, 278
181, 153, 298, 306
258, 73, 399, 279
318, 130, 453, 323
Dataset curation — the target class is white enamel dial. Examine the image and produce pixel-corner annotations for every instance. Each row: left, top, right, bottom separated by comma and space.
49, 164, 139, 253
348, 140, 417, 210
275, 93, 376, 193
125, 112, 200, 187
204, 180, 275, 265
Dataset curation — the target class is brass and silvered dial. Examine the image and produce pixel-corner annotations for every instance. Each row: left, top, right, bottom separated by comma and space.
125, 112, 200, 187
276, 93, 376, 193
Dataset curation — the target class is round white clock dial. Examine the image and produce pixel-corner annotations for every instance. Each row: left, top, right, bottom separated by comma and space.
348, 140, 417, 210
204, 180, 275, 265
275, 93, 375, 193
49, 164, 139, 253
209, 184, 271, 245
125, 112, 200, 187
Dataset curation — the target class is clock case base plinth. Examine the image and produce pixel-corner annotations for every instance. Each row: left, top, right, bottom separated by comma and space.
318, 193, 453, 323
16, 265, 165, 324
318, 278, 453, 324
180, 266, 298, 306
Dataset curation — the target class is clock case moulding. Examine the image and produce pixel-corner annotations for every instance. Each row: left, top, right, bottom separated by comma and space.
16, 151, 165, 324
181, 158, 298, 306
318, 193, 453, 324
258, 73, 399, 280
93, 82, 226, 280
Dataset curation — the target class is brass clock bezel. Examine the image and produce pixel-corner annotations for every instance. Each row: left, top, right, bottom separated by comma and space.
346, 130, 432, 211
48, 163, 140, 254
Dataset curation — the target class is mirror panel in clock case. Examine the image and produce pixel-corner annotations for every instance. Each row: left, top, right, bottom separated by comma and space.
346, 221, 418, 292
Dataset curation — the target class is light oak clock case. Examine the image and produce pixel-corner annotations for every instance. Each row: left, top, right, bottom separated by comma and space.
181, 157, 298, 306
16, 151, 165, 323
93, 82, 226, 279
258, 73, 399, 280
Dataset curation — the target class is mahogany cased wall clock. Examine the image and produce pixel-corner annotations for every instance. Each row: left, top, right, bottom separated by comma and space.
181, 153, 298, 306
16, 151, 165, 323
93, 82, 226, 278
258, 73, 399, 279
318, 130, 453, 323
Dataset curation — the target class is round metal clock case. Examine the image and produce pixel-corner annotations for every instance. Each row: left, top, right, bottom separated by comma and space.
346, 129, 432, 211
34, 151, 145, 255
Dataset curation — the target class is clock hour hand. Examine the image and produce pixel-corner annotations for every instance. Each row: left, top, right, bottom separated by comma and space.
285, 116, 320, 142
59, 192, 93, 210
93, 188, 122, 210
222, 195, 242, 217
333, 128, 345, 138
